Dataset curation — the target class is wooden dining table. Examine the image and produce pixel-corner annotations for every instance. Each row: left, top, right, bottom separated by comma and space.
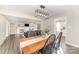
20, 34, 52, 54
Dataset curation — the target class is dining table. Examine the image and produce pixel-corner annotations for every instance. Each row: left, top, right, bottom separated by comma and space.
20, 34, 52, 54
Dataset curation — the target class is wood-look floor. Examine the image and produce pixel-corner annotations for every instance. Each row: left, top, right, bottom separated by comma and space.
60, 37, 79, 54
0, 34, 79, 54
65, 44, 79, 54
0, 34, 20, 54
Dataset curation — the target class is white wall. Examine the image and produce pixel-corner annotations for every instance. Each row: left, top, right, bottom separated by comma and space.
43, 14, 79, 48
63, 7, 79, 48
0, 15, 10, 45
54, 17, 67, 36
66, 12, 79, 47
50, 18, 54, 34
41, 18, 54, 34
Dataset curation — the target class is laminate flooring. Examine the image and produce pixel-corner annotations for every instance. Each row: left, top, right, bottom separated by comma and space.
60, 37, 79, 54
0, 34, 79, 54
65, 44, 79, 54
0, 34, 20, 54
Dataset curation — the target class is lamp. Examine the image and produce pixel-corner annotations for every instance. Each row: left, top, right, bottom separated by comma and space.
35, 5, 49, 19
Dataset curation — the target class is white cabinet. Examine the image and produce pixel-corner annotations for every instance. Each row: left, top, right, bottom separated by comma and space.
29, 23, 37, 31
17, 27, 29, 34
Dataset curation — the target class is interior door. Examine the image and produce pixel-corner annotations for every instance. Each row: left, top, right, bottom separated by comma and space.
0, 19, 7, 45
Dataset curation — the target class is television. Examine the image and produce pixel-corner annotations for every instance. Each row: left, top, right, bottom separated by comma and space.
24, 24, 29, 27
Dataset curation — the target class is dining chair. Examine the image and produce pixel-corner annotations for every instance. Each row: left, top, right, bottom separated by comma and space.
39, 32, 63, 54
39, 34, 56, 54
52, 32, 63, 54
24, 31, 28, 37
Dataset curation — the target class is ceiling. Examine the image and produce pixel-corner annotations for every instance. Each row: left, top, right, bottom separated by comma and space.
0, 5, 67, 17
0, 5, 79, 23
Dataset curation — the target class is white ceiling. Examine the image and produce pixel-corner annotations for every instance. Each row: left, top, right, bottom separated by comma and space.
0, 5, 67, 17
0, 5, 79, 23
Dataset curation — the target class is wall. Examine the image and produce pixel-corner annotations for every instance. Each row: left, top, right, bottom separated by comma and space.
46, 13, 79, 48
0, 15, 10, 45
66, 11, 79, 47
53, 16, 67, 36
49, 18, 54, 34
41, 18, 54, 34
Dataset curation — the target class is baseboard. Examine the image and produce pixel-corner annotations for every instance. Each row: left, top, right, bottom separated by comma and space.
66, 42, 79, 48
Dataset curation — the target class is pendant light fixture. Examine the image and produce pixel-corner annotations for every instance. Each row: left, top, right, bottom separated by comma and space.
35, 5, 49, 19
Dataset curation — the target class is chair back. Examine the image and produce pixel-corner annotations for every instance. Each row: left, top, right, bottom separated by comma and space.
40, 34, 56, 54
52, 32, 63, 53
